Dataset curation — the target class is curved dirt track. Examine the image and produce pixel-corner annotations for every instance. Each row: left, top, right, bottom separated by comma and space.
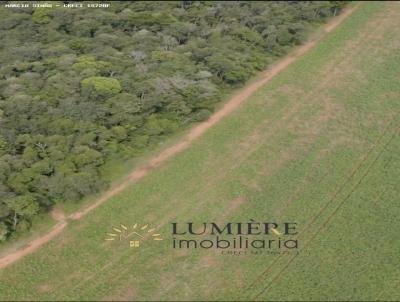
0, 6, 357, 270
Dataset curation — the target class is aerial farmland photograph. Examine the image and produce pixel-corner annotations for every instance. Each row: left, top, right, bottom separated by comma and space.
0, 1, 399, 301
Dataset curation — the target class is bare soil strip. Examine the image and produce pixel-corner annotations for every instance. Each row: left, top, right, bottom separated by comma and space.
0, 6, 357, 270
0, 221, 67, 269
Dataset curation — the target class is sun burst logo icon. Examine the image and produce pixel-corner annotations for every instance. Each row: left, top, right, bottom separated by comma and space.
105, 223, 163, 248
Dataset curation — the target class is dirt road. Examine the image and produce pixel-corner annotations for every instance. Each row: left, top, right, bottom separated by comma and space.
0, 6, 357, 270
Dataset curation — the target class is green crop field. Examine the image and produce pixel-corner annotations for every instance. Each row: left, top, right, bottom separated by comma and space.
1, 1, 399, 301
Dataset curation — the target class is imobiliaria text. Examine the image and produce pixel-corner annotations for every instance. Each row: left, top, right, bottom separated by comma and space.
172, 220, 298, 250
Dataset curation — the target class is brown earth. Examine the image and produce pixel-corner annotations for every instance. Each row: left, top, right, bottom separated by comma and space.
0, 6, 357, 271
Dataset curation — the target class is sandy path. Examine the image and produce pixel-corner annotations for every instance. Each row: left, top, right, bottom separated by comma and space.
0, 6, 357, 270
0, 218, 67, 269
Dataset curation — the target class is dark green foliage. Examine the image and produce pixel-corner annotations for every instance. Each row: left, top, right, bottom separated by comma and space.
0, 1, 344, 240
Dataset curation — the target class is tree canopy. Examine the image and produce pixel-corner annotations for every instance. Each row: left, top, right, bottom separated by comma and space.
0, 1, 345, 240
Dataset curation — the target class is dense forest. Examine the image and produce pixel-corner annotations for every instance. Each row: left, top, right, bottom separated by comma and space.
0, 1, 345, 241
